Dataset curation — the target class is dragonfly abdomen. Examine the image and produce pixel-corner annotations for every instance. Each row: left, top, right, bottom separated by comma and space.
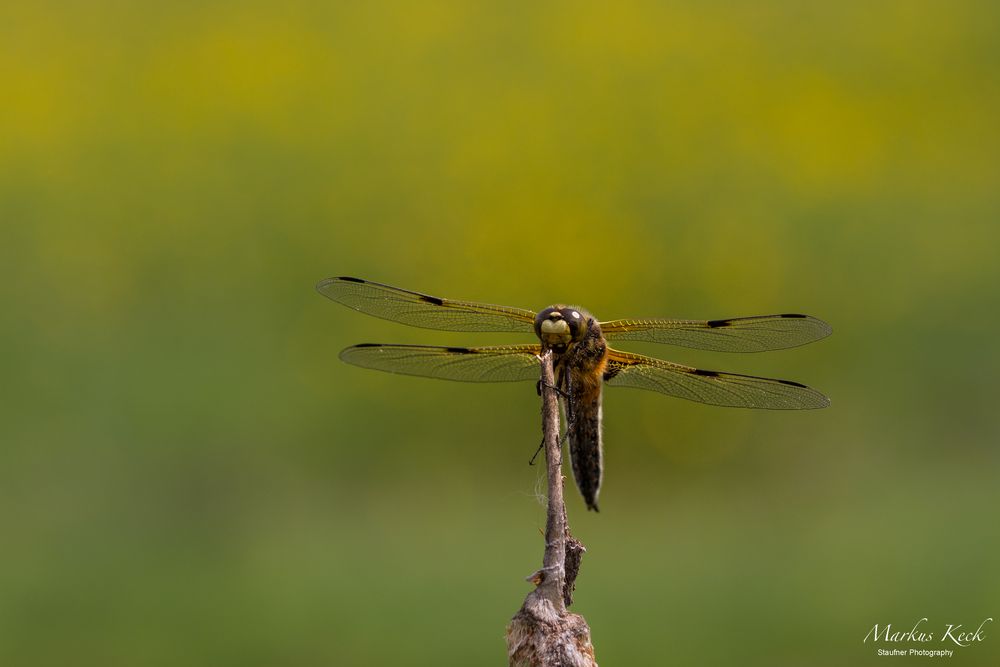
567, 382, 604, 512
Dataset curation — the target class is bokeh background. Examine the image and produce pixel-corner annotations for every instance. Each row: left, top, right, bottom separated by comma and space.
2, 2, 999, 665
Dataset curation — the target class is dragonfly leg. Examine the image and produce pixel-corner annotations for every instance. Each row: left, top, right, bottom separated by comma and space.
530, 372, 572, 465
530, 387, 573, 466
536, 379, 569, 399
528, 438, 545, 466
528, 416, 572, 465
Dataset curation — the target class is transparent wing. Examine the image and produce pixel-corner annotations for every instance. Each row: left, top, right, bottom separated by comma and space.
339, 344, 543, 382
603, 349, 829, 409
317, 277, 536, 333
600, 314, 832, 352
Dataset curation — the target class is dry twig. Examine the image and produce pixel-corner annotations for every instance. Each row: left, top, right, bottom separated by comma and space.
506, 350, 597, 667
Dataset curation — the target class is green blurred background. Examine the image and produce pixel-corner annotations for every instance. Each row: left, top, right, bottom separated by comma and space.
2, 1, 998, 665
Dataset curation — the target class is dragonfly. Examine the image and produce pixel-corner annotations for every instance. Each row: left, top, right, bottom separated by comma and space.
317, 276, 831, 512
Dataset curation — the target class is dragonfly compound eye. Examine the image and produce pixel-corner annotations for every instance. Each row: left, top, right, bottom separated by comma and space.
564, 309, 588, 341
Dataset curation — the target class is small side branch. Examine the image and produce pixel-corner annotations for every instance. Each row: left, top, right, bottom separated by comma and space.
506, 351, 597, 667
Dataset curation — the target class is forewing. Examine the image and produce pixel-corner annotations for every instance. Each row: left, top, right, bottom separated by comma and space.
603, 349, 829, 409
339, 344, 542, 382
317, 277, 536, 333
600, 314, 832, 352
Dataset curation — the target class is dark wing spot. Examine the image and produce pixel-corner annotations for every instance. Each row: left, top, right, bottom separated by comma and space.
778, 379, 807, 387
352, 343, 380, 348
691, 368, 720, 377
420, 294, 445, 306
706, 319, 730, 328
780, 313, 807, 319
336, 276, 365, 283
445, 346, 472, 353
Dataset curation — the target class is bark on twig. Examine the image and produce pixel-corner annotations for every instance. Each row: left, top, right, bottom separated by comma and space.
506, 351, 597, 667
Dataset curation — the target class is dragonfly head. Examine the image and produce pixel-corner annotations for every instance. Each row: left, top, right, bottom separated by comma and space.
535, 306, 589, 352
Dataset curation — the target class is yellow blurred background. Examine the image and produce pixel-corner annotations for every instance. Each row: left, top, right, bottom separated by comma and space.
2, 1, 998, 665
